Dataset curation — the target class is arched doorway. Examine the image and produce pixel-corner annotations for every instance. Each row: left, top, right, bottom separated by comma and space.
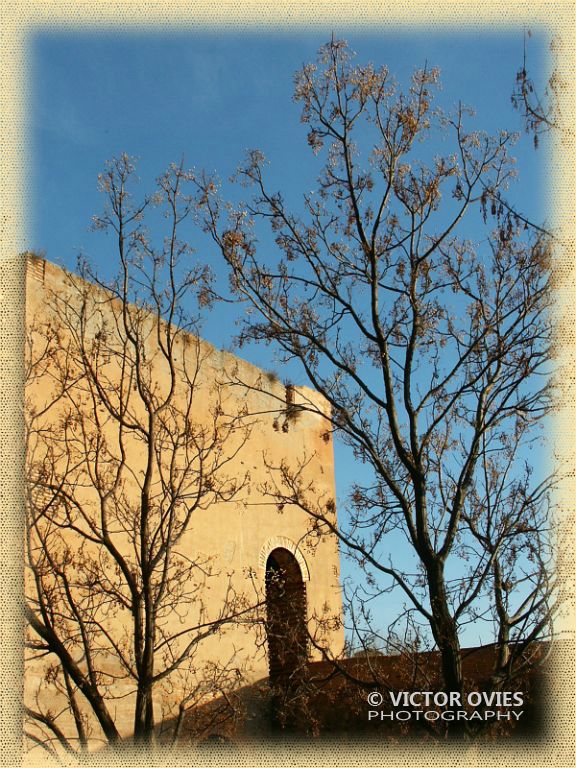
265, 547, 308, 728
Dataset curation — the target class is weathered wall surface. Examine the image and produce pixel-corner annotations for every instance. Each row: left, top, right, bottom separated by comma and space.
24, 255, 344, 745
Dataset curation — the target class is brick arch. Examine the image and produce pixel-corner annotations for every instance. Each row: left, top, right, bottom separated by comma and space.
265, 546, 308, 726
258, 536, 310, 582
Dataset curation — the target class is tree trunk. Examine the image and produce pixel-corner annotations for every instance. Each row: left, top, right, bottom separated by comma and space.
427, 560, 465, 737
134, 682, 155, 744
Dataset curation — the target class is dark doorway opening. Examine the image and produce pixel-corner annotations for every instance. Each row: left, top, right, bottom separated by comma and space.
265, 547, 308, 729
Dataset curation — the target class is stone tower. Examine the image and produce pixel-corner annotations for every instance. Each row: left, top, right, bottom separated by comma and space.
24, 254, 344, 747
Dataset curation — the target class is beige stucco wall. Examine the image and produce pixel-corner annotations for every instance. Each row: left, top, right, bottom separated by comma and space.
24, 254, 344, 744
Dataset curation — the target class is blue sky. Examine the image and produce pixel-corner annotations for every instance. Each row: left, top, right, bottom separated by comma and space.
30, 27, 550, 649
30, 29, 549, 266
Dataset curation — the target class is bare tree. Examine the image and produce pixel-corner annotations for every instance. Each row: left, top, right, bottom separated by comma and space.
24, 156, 258, 755
196, 39, 557, 729
511, 30, 568, 148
